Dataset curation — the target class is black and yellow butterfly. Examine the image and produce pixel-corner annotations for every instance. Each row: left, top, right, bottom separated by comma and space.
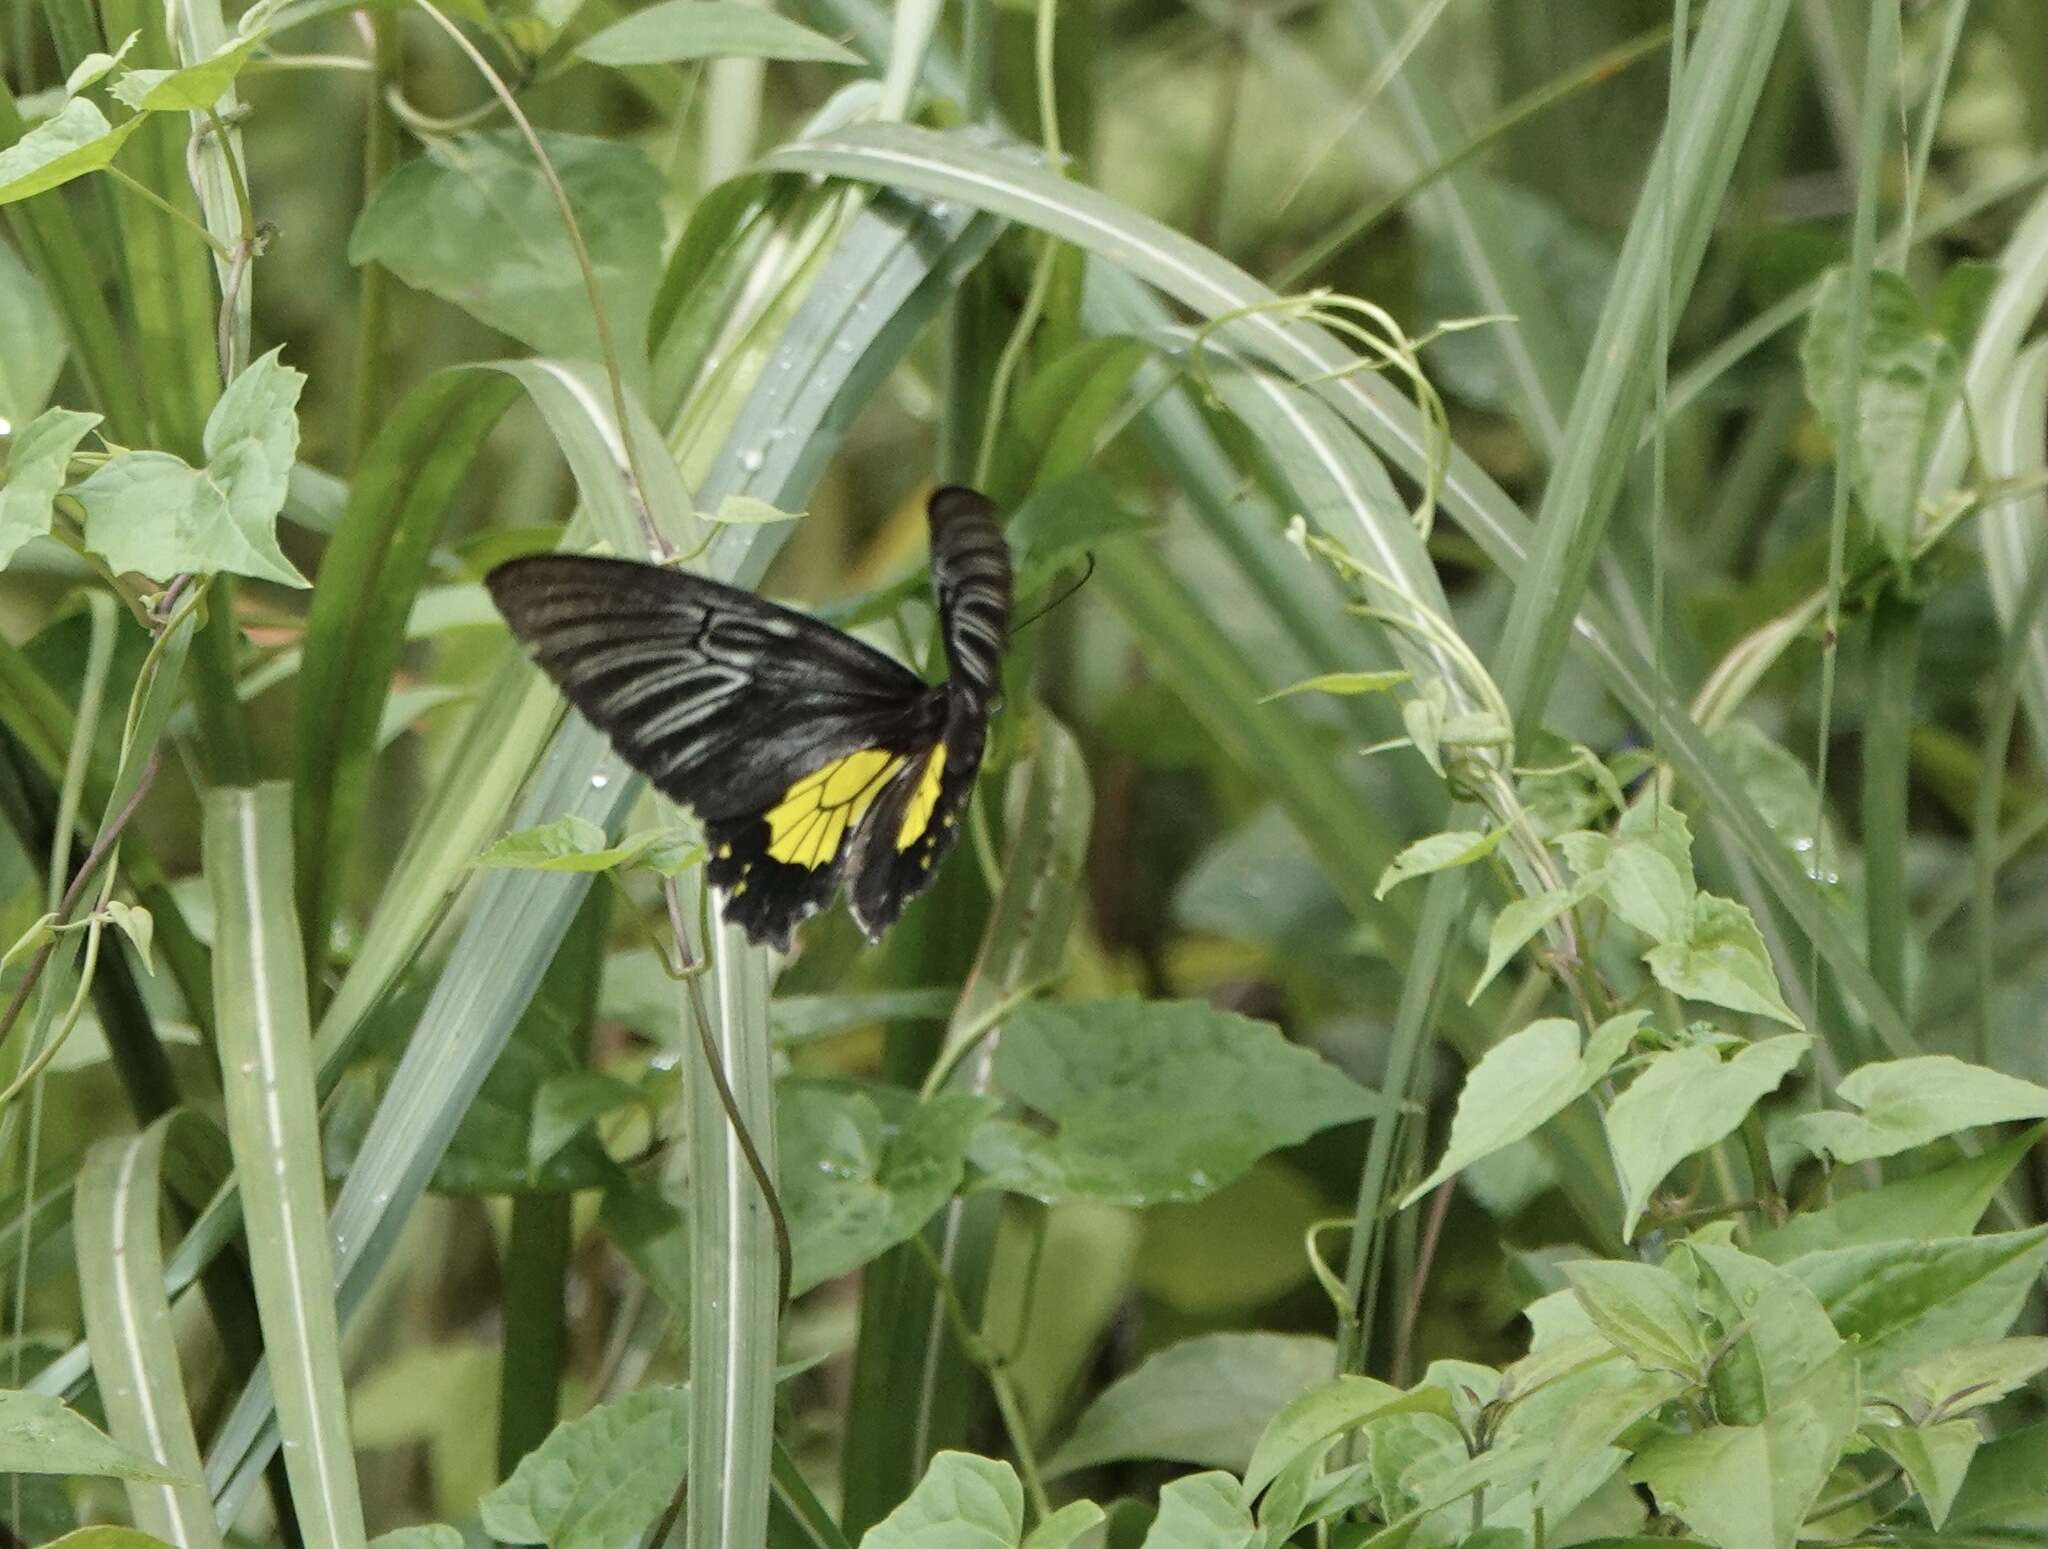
485, 486, 1013, 951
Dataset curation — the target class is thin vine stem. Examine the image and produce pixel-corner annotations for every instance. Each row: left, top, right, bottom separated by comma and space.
412, 0, 667, 560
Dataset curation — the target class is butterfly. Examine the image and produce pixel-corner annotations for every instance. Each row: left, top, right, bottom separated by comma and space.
485, 486, 1013, 951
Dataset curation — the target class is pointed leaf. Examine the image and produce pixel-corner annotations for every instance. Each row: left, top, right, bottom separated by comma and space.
0, 1391, 185, 1482
1402, 1016, 1636, 1205
1469, 887, 1578, 1002
969, 998, 1386, 1207
1789, 1228, 2048, 1390
1871, 1418, 1980, 1528
348, 130, 664, 365
858, 1451, 1024, 1549
1137, 1472, 1254, 1549
0, 407, 99, 569
480, 1385, 689, 1549
1046, 1332, 1337, 1479
575, 0, 862, 66
1793, 1056, 2048, 1166
1261, 671, 1410, 704
111, 34, 261, 111
1563, 1260, 1709, 1377
778, 1081, 990, 1296
0, 98, 145, 205
1631, 1346, 1858, 1549
1644, 893, 1801, 1026
1606, 1036, 1811, 1238
1374, 828, 1501, 900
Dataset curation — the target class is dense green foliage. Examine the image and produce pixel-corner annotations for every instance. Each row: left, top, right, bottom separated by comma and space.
1, 1, 2047, 1547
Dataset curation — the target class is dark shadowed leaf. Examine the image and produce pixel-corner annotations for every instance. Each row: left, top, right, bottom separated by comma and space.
1047, 1333, 1337, 1478
349, 131, 664, 364
968, 998, 1386, 1206
778, 1080, 991, 1296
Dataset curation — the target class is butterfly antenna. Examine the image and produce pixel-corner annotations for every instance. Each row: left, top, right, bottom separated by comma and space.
1009, 551, 1097, 636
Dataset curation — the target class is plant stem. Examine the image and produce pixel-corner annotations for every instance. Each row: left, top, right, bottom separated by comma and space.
910, 1235, 1053, 1526
0, 750, 159, 1058
350, 8, 400, 468
1740, 1108, 1785, 1225
1862, 587, 1922, 1020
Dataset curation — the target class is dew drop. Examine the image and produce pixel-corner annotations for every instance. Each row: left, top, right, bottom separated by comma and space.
590, 771, 610, 790
739, 447, 766, 473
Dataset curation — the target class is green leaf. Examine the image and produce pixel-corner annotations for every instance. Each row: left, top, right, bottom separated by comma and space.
74, 349, 311, 586
1752, 1124, 2044, 1261
1469, 886, 1579, 1002
1534, 1366, 1687, 1513
1802, 268, 1961, 563
1946, 1420, 2048, 1531
1631, 1345, 1858, 1549
1261, 670, 1410, 704
858, 1451, 1024, 1549
2, 910, 58, 971
708, 494, 803, 524
1644, 893, 1801, 1026
1003, 470, 1155, 582
367, 1528, 464, 1549
1870, 1418, 1980, 1529
968, 998, 1387, 1207
1136, 1472, 1255, 1549
0, 407, 99, 569
102, 900, 153, 975
0, 244, 67, 426
1601, 841, 1694, 943
777, 1081, 990, 1297
1606, 1036, 1811, 1238
0, 98, 146, 205
528, 1071, 644, 1173
1401, 680, 1448, 777
1401, 1012, 1642, 1205
599, 1177, 688, 1314
110, 34, 261, 111
0, 1390, 185, 1482
1242, 1377, 1453, 1502
1046, 1333, 1337, 1478
64, 32, 140, 95
480, 1385, 689, 1549
478, 815, 635, 872
42, 1532, 180, 1549
1883, 1337, 2048, 1419
348, 130, 664, 366
1792, 1055, 2048, 1166
1789, 1228, 2048, 1390
1001, 342, 1151, 491
1020, 1501, 1104, 1549
1374, 828, 1502, 899
1563, 1260, 1709, 1378
575, 0, 862, 67
1677, 1240, 1842, 1425
765, 989, 957, 1044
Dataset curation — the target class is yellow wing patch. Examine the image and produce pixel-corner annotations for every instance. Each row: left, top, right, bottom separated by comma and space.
766, 748, 906, 869
895, 745, 948, 851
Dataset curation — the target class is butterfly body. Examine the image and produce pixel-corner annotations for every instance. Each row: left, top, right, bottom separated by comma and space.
486, 487, 1012, 950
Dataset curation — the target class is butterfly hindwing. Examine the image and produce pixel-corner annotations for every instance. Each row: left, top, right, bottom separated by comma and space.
705, 744, 915, 949
845, 488, 1013, 940
487, 489, 1013, 949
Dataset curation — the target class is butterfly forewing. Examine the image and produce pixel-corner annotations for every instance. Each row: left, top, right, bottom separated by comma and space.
487, 490, 1013, 950
486, 555, 932, 818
